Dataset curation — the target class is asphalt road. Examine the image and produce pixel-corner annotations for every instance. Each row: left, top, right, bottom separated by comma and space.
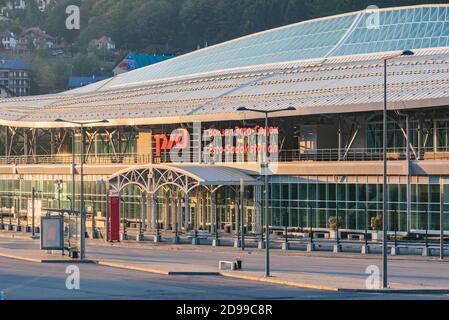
3, 236, 449, 289
1, 257, 448, 300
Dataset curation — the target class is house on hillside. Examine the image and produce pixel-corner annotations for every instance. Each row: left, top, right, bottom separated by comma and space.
113, 53, 175, 76
94, 36, 116, 51
1, 0, 54, 17
18, 27, 57, 51
0, 57, 30, 96
0, 31, 17, 50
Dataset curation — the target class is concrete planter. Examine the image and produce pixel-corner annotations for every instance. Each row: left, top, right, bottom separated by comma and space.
328, 230, 340, 240
371, 231, 383, 242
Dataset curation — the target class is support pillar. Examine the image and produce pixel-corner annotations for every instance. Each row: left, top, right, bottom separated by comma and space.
211, 191, 216, 234
255, 185, 262, 237
152, 193, 158, 229
177, 192, 182, 233
201, 191, 206, 231
234, 196, 239, 237
185, 193, 190, 231
338, 118, 342, 161
164, 189, 170, 230
406, 116, 412, 233
147, 193, 153, 229
418, 118, 423, 160
192, 191, 200, 245
170, 191, 176, 231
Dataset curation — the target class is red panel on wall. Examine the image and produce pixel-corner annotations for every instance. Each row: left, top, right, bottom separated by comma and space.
109, 191, 120, 242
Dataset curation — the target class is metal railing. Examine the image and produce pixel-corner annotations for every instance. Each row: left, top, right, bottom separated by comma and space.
277, 148, 408, 162
2, 147, 449, 165
0, 153, 152, 165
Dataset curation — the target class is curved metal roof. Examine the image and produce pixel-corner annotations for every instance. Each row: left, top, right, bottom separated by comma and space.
103, 4, 449, 89
110, 164, 261, 187
0, 4, 448, 128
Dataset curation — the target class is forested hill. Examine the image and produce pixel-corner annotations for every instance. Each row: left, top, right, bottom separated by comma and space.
8, 0, 448, 52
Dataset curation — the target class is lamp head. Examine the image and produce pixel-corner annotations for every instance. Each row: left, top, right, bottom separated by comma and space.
401, 50, 414, 56
237, 106, 248, 112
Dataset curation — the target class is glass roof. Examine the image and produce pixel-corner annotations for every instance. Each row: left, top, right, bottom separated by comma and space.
103, 5, 449, 90
333, 6, 449, 56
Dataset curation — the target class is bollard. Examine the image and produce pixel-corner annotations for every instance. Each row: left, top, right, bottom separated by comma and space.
391, 246, 400, 256
233, 239, 242, 248
282, 242, 290, 251
361, 245, 370, 254
153, 234, 161, 243
171, 236, 180, 244
212, 239, 221, 247
191, 237, 199, 245
258, 240, 266, 250
422, 247, 430, 257
333, 244, 342, 253
307, 243, 315, 252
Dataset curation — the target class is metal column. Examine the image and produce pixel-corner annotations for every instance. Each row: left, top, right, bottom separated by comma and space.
406, 116, 412, 233
440, 179, 445, 260
201, 191, 206, 230
164, 189, 170, 230
185, 193, 190, 230
147, 193, 153, 229
177, 192, 182, 233
211, 191, 216, 233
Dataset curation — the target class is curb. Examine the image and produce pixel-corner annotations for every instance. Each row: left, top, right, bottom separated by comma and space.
220, 273, 339, 292
0, 252, 95, 264
97, 261, 221, 276
0, 252, 41, 263
97, 261, 171, 275
41, 259, 97, 264
338, 288, 449, 294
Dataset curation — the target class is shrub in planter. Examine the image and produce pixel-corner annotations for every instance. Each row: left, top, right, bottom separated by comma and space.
370, 215, 383, 241
370, 215, 383, 231
328, 216, 342, 239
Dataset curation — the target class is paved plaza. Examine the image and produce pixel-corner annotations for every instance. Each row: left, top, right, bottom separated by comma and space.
0, 232, 449, 298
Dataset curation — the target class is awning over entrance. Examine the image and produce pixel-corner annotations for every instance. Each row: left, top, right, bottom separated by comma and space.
171, 165, 261, 186
109, 164, 261, 194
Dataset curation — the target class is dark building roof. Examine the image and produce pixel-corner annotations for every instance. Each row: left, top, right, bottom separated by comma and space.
0, 57, 29, 70
68, 75, 110, 89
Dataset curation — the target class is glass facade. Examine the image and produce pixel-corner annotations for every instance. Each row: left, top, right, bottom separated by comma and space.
270, 178, 449, 232
366, 120, 439, 153
0, 175, 109, 218
1, 174, 449, 234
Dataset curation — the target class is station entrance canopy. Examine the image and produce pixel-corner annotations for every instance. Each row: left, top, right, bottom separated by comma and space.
108, 164, 261, 194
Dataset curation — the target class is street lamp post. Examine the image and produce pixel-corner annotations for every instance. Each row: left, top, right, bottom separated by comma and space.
237, 106, 296, 277
381, 50, 414, 288
55, 118, 109, 260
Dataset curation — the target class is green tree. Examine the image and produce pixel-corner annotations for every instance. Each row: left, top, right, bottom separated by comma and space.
72, 52, 100, 76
